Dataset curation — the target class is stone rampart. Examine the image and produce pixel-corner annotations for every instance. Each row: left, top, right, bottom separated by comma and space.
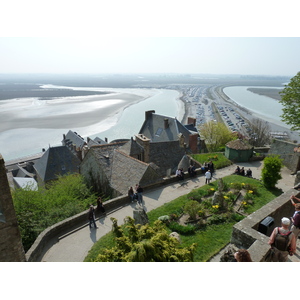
25, 169, 202, 262
231, 188, 297, 262
269, 139, 300, 173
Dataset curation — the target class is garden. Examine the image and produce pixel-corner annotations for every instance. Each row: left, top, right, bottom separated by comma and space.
85, 172, 282, 262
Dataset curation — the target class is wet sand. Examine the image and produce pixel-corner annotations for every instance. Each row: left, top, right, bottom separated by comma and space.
247, 87, 283, 101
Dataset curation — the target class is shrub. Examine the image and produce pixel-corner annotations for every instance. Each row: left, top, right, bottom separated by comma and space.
168, 222, 196, 235
184, 200, 202, 220
261, 155, 283, 189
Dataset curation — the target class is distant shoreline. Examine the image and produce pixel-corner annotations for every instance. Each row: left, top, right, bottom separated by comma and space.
247, 87, 283, 101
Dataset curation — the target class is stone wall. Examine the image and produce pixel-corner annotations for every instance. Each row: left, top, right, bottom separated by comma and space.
269, 139, 300, 173
0, 154, 26, 262
231, 188, 296, 262
25, 169, 199, 262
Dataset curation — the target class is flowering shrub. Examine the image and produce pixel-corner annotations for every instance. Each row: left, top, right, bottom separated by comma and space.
211, 204, 220, 213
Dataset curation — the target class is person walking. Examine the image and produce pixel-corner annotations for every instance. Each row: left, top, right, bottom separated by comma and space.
88, 205, 98, 229
268, 217, 296, 262
136, 184, 143, 205
205, 169, 212, 184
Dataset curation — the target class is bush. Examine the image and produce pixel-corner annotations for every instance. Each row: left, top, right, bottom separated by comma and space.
184, 200, 202, 220
168, 222, 196, 235
261, 155, 283, 189
12, 174, 97, 251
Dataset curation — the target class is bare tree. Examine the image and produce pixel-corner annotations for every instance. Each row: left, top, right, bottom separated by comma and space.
247, 118, 270, 146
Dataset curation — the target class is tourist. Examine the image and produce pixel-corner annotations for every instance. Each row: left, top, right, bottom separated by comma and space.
240, 167, 245, 176
205, 169, 212, 184
234, 249, 252, 262
88, 205, 98, 229
208, 160, 214, 174
268, 217, 296, 262
188, 164, 196, 177
234, 166, 240, 175
136, 184, 144, 205
128, 186, 135, 202
96, 197, 106, 214
290, 196, 300, 240
246, 168, 252, 177
176, 168, 184, 180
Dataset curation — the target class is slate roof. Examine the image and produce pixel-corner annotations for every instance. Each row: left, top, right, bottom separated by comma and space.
118, 138, 144, 157
110, 150, 162, 195
34, 146, 81, 182
62, 130, 86, 149
226, 139, 253, 150
138, 112, 192, 144
86, 142, 127, 178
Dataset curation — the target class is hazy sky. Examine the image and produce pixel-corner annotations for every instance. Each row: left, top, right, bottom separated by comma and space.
1, 1, 299, 76
0, 37, 299, 76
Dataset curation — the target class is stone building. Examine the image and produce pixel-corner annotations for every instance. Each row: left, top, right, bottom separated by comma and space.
80, 142, 162, 197
0, 154, 26, 262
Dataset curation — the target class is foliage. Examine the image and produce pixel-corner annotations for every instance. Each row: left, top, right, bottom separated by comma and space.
261, 155, 283, 189
183, 200, 202, 220
93, 217, 196, 262
279, 72, 300, 131
199, 121, 237, 152
191, 153, 231, 169
167, 222, 196, 235
12, 174, 97, 251
247, 117, 271, 146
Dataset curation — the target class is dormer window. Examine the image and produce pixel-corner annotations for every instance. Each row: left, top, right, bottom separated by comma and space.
155, 128, 163, 137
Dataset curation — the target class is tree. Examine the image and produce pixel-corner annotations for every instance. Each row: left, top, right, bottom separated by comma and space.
199, 121, 237, 152
94, 217, 196, 262
247, 118, 271, 146
261, 155, 283, 189
279, 72, 300, 130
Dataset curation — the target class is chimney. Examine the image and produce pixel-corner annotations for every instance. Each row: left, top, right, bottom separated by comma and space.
135, 134, 150, 163
187, 117, 196, 126
145, 110, 155, 120
164, 118, 169, 129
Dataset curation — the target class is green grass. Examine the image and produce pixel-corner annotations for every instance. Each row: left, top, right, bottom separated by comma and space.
191, 152, 232, 169
84, 175, 281, 262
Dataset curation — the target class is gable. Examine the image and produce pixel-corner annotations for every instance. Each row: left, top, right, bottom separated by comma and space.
139, 112, 191, 144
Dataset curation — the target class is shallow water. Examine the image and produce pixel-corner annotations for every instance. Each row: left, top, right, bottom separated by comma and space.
0, 86, 182, 161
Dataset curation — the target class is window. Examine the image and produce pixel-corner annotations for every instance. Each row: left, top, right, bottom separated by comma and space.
155, 128, 163, 137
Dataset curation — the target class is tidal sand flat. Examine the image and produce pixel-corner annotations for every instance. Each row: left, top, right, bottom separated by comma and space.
247, 87, 283, 101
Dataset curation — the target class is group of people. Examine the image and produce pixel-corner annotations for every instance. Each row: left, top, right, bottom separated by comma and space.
267, 195, 300, 262
128, 184, 143, 205
234, 165, 252, 177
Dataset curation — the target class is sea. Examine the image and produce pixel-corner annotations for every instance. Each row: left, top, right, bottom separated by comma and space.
0, 83, 292, 162
0, 86, 183, 161
223, 86, 286, 127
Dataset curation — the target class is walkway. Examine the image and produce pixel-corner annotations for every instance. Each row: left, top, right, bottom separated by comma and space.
39, 161, 296, 262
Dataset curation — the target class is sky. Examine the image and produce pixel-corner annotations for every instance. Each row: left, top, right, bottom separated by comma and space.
0, 37, 299, 76
0, 1, 299, 77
